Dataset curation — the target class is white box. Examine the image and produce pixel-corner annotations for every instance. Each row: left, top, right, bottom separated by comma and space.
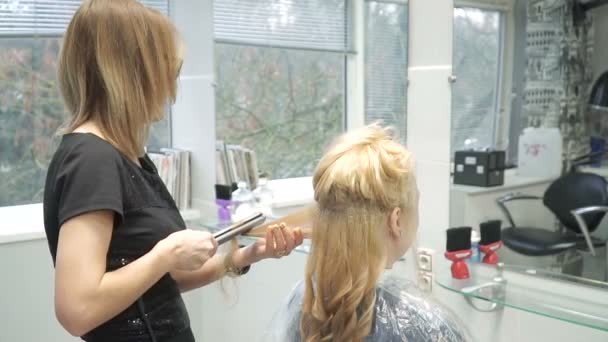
518, 127, 563, 178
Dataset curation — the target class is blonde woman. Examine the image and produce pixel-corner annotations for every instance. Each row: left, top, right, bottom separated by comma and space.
265, 125, 469, 342
43, 1, 301, 341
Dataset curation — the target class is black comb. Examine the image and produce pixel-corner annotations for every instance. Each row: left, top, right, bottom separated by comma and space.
446, 227, 472, 252
480, 220, 502, 245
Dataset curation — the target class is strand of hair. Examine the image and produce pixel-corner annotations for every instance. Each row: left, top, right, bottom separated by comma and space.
244, 206, 315, 239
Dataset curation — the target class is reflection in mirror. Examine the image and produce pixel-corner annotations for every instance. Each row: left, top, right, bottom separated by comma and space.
452, 7, 502, 154
450, 0, 608, 286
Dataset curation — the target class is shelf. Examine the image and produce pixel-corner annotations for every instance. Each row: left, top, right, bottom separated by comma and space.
435, 262, 608, 332
450, 169, 554, 195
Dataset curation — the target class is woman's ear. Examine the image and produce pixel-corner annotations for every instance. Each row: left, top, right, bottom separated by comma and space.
387, 207, 402, 238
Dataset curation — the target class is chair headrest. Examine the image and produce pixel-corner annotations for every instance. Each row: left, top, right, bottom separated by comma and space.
544, 172, 608, 234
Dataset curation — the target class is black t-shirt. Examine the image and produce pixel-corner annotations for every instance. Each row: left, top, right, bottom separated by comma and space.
43, 133, 194, 342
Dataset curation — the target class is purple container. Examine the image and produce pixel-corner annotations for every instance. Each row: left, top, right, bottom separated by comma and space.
216, 199, 232, 221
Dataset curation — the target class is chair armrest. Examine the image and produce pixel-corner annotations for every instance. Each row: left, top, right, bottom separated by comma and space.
570, 206, 608, 256
495, 194, 543, 228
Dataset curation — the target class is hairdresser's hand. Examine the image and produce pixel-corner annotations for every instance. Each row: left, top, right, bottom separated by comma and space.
158, 230, 218, 271
244, 223, 304, 263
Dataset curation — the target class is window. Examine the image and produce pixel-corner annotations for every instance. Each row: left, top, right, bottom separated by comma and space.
0, 37, 63, 207
0, 0, 170, 207
365, 0, 408, 141
214, 0, 351, 179
452, 7, 503, 155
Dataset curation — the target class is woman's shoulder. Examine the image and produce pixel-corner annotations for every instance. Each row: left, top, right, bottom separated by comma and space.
60, 133, 122, 159
51, 133, 125, 171
47, 133, 129, 188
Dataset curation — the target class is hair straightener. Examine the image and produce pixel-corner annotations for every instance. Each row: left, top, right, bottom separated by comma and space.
213, 212, 266, 245
212, 206, 315, 246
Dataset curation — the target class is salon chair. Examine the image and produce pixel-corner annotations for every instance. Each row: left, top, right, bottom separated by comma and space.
496, 172, 608, 280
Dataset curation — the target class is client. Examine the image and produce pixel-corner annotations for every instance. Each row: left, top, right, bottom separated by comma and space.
265, 124, 470, 342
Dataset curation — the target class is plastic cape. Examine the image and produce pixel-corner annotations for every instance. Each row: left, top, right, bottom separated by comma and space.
262, 275, 472, 342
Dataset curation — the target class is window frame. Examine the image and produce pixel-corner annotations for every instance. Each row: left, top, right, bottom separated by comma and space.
346, 0, 366, 131
279, 0, 367, 202
0, 1, 172, 213
452, 1, 514, 159
1, 0, 405, 232
212, 0, 365, 183
362, 0, 410, 141
505, 0, 527, 164
212, 0, 412, 202
267, 0, 366, 207
496, 2, 516, 164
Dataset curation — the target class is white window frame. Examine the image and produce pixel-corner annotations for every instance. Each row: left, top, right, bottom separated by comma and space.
268, 0, 411, 206
1, 0, 402, 236
214, 0, 366, 201
347, 0, 366, 132
212, 0, 414, 207
453, 0, 515, 159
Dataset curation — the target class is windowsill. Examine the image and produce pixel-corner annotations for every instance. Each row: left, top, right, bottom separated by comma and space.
268, 177, 314, 209
0, 203, 46, 244
0, 204, 204, 245
0, 177, 314, 245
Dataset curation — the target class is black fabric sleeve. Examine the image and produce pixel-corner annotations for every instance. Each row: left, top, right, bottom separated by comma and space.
56, 144, 124, 227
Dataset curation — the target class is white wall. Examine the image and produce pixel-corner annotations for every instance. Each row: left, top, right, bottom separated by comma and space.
0, 240, 73, 341
171, 0, 216, 207
592, 6, 608, 83
407, 0, 454, 255
0, 237, 210, 342
169, 0, 216, 339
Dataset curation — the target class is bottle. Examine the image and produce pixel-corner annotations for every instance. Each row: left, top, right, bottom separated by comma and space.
232, 181, 255, 220
214, 184, 233, 222
470, 229, 481, 263
252, 177, 274, 217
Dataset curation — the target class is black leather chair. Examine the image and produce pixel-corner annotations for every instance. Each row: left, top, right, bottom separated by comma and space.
496, 172, 608, 279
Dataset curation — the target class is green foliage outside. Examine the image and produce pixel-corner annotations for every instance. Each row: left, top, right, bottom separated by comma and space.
215, 44, 344, 179
0, 38, 63, 207
452, 9, 501, 153
0, 38, 169, 207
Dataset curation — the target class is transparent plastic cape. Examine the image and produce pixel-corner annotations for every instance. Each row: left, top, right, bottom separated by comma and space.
262, 274, 472, 342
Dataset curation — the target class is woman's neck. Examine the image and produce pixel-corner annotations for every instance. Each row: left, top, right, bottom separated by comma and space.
72, 121, 105, 139
72, 121, 142, 166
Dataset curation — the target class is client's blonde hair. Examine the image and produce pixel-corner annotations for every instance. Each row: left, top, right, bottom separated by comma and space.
301, 124, 416, 342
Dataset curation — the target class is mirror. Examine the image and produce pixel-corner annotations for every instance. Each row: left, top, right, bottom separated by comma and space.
450, 0, 608, 285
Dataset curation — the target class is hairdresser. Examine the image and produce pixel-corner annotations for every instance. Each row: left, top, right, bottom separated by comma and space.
42, 1, 303, 341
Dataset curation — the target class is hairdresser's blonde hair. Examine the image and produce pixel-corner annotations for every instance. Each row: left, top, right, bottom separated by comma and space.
58, 0, 182, 160
301, 124, 416, 342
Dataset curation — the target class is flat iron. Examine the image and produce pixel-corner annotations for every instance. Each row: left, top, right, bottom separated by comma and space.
212, 212, 266, 245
